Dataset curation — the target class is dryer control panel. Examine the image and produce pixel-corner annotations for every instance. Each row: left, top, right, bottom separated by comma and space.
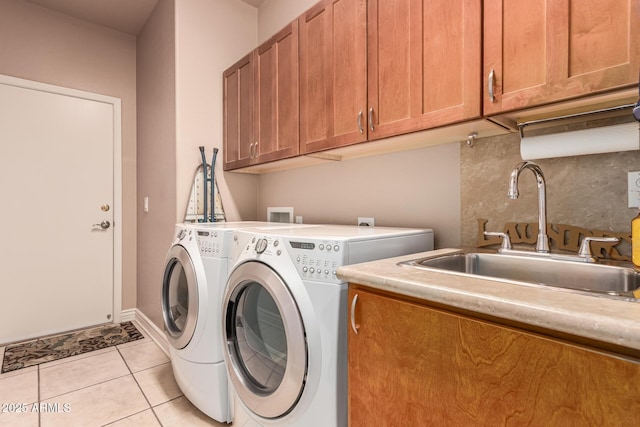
288, 239, 346, 283
246, 235, 347, 284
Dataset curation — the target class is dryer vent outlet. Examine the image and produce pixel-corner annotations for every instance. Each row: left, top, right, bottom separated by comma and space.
358, 217, 375, 227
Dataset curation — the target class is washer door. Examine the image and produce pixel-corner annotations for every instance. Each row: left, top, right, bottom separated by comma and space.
223, 261, 307, 419
162, 244, 199, 350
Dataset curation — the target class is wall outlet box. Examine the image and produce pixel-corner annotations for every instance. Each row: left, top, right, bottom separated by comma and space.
358, 217, 375, 227
628, 171, 640, 208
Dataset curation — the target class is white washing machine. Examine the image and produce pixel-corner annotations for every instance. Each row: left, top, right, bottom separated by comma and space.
161, 221, 314, 422
222, 225, 434, 427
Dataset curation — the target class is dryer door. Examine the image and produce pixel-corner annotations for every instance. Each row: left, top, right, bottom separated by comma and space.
223, 261, 307, 419
162, 244, 199, 349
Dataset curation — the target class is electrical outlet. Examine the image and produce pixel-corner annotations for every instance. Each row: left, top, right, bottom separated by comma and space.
358, 217, 375, 227
295, 216, 303, 224
628, 171, 640, 208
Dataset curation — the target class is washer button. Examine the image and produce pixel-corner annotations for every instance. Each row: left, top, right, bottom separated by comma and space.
334, 245, 340, 252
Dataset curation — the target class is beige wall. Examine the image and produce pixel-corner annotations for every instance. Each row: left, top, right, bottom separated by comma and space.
175, 0, 258, 223
257, 0, 316, 43
136, 0, 176, 328
257, 144, 461, 248
0, 0, 138, 310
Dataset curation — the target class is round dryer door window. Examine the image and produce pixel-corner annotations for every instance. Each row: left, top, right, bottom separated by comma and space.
162, 245, 199, 349
223, 261, 307, 419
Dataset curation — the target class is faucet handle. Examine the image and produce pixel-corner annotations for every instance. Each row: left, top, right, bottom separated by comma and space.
578, 236, 620, 260
484, 231, 513, 252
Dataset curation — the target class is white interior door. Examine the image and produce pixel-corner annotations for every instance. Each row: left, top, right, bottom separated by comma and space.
0, 77, 119, 345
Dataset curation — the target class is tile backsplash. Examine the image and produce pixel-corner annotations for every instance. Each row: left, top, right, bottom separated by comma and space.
460, 117, 640, 257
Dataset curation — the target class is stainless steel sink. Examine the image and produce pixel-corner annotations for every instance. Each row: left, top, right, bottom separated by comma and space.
399, 251, 640, 299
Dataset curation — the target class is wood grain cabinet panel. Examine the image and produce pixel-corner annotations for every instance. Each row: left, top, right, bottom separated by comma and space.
223, 53, 254, 170
484, 0, 640, 115
254, 22, 300, 164
367, 0, 482, 140
299, 0, 367, 154
223, 23, 300, 170
348, 286, 640, 426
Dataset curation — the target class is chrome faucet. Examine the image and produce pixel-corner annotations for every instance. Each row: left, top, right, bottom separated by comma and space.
507, 161, 550, 253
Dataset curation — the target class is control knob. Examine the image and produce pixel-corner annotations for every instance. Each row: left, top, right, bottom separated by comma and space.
255, 238, 268, 254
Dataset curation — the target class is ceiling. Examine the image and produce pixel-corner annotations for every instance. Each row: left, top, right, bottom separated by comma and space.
25, 0, 158, 35
240, 0, 266, 6
24, 0, 265, 36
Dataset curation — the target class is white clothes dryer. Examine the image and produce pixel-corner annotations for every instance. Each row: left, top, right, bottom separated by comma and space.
222, 225, 434, 427
161, 222, 312, 422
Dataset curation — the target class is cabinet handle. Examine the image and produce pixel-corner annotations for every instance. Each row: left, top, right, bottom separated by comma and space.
368, 107, 374, 132
488, 69, 496, 103
254, 142, 258, 159
249, 142, 254, 159
357, 110, 364, 134
350, 293, 359, 334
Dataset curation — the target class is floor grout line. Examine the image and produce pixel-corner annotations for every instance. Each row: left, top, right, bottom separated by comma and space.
40, 372, 132, 401
117, 346, 164, 427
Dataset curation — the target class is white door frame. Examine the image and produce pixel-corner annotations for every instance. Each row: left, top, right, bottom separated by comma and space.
0, 74, 123, 324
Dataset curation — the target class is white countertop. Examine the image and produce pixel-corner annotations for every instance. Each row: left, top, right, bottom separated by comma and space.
337, 248, 640, 352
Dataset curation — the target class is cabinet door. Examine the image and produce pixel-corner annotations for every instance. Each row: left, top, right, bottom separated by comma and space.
223, 53, 254, 171
254, 22, 300, 164
484, 0, 640, 115
367, 0, 481, 141
348, 287, 640, 426
299, 0, 367, 154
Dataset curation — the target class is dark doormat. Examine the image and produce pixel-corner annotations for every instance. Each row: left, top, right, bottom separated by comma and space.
1, 321, 144, 374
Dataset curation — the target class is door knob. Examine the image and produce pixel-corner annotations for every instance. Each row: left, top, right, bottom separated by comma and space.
92, 221, 111, 230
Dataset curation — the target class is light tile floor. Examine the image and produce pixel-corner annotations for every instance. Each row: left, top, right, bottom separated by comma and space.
0, 331, 226, 426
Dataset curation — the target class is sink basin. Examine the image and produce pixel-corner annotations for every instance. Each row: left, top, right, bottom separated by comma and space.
399, 251, 640, 299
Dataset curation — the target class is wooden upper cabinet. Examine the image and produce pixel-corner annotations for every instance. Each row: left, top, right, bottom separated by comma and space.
299, 0, 368, 154
367, 0, 482, 141
254, 22, 300, 164
348, 286, 640, 426
484, 0, 640, 115
223, 53, 254, 171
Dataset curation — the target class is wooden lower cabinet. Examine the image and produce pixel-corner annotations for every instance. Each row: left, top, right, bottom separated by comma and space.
348, 286, 640, 426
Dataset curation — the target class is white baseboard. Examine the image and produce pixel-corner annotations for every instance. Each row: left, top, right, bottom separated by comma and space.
120, 309, 136, 323
129, 309, 169, 357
